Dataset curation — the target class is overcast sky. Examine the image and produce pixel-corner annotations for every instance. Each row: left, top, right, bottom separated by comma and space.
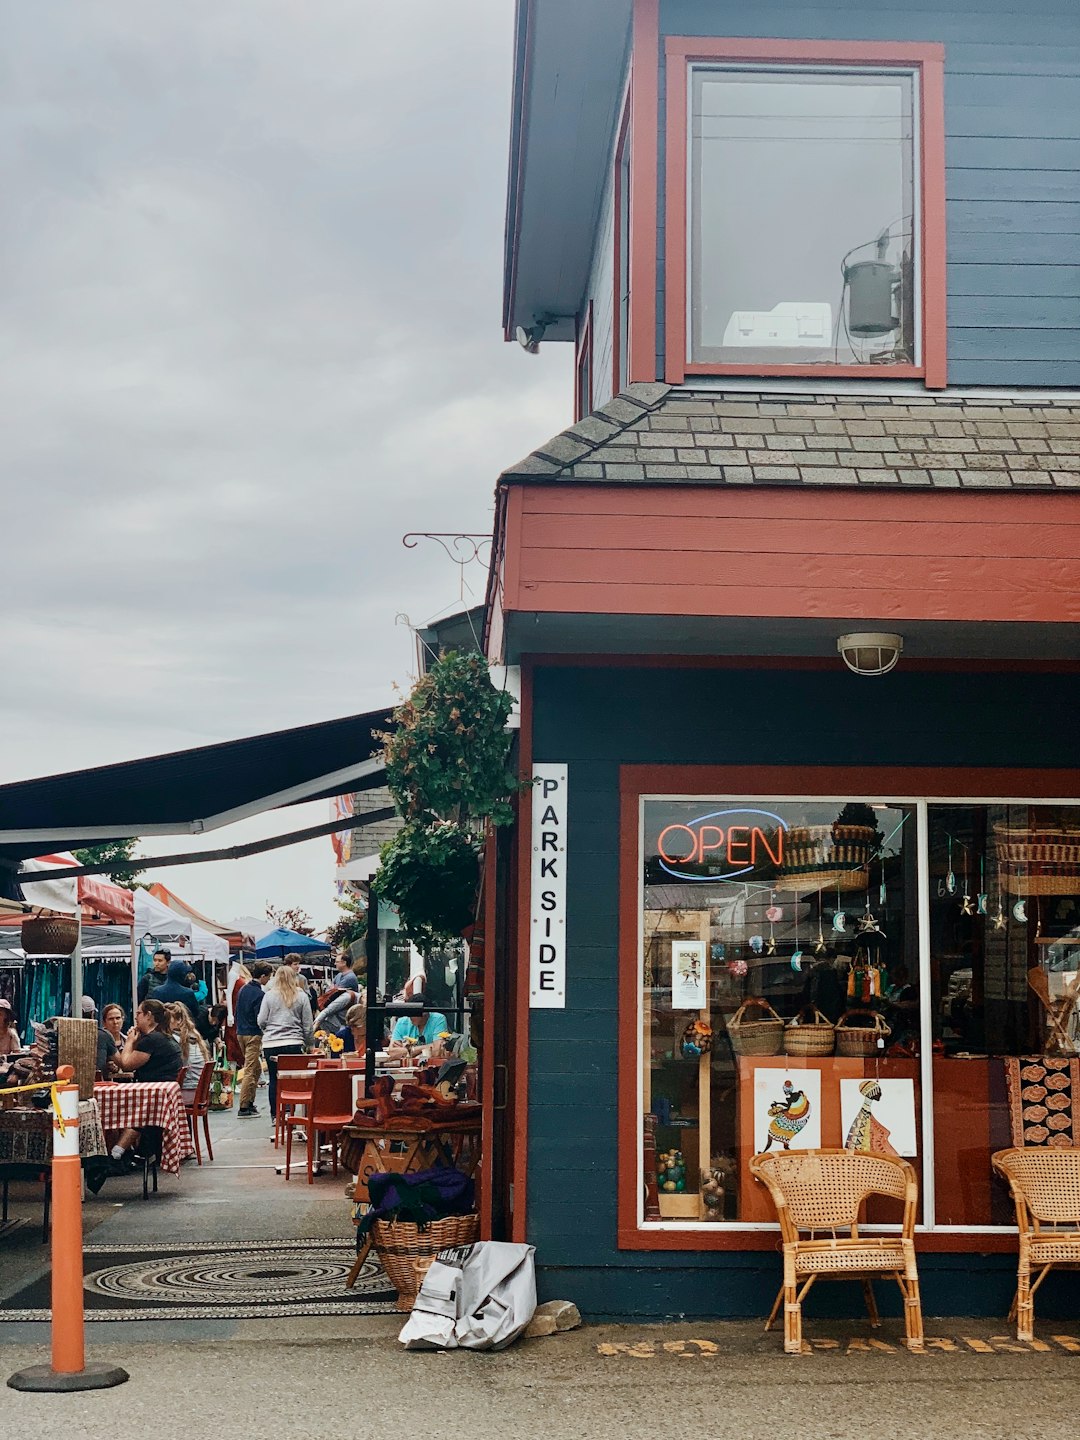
1, 2, 568, 929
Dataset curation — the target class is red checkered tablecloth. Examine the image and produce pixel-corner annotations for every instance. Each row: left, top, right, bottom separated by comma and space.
93, 1081, 194, 1174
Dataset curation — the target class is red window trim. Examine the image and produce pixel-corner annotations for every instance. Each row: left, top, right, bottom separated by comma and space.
612, 85, 633, 397
574, 301, 594, 422
662, 37, 947, 390
616, 762, 1077, 1253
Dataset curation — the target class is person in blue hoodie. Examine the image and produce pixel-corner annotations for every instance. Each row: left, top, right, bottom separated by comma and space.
152, 959, 201, 1022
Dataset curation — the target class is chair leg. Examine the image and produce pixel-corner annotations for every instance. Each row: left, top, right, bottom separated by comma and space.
191, 1112, 202, 1166
307, 1126, 315, 1185
782, 1249, 805, 1355
1015, 1254, 1033, 1342
142, 1160, 149, 1201
202, 1109, 213, 1161
331, 1135, 338, 1176
346, 1232, 372, 1289
152, 1159, 158, 1194
285, 1125, 293, 1180
899, 1250, 926, 1353
862, 1280, 881, 1328
764, 1285, 784, 1333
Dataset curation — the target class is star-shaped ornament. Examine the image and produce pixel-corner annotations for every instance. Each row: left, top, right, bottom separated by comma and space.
813, 929, 828, 956
857, 909, 885, 938
992, 904, 1007, 931
765, 934, 777, 956
960, 893, 975, 917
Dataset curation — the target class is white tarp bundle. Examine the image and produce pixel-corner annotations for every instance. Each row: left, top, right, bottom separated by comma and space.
398, 1241, 536, 1351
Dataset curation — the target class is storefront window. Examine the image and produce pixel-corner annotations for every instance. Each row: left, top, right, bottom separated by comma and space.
642, 798, 919, 1225
639, 793, 1080, 1232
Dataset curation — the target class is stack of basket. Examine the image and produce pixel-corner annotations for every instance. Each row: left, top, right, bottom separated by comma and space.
835, 1010, 891, 1056
372, 1212, 480, 1311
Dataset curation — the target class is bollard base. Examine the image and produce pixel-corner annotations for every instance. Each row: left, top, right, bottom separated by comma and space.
8, 1362, 130, 1392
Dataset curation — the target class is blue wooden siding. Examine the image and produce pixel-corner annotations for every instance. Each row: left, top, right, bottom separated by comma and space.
654, 0, 1080, 388
527, 662, 1080, 1317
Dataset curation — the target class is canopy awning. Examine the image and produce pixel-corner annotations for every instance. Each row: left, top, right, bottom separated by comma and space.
0, 706, 390, 867
147, 882, 246, 946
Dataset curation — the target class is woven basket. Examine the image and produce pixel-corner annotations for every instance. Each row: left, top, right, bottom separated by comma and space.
56, 1017, 97, 1100
783, 1007, 836, 1057
21, 916, 79, 956
995, 825, 1080, 868
835, 1009, 891, 1057
372, 1212, 480, 1311
727, 998, 784, 1057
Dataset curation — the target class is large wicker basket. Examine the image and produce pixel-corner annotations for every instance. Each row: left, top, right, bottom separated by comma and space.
56, 1017, 98, 1100
835, 1009, 891, 1057
372, 1212, 480, 1311
727, 998, 784, 1057
783, 1007, 836, 1057
21, 916, 79, 957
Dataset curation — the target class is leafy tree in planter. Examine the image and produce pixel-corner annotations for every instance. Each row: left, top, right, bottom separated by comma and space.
375, 651, 522, 954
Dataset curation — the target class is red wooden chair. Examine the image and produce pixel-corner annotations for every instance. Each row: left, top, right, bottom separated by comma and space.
183, 1063, 215, 1164
283, 1073, 318, 1182
275, 1057, 319, 1147
307, 1069, 355, 1182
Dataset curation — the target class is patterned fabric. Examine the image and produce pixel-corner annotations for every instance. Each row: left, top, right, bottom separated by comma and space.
94, 1081, 194, 1173
1005, 1058, 1080, 1147
0, 1100, 106, 1163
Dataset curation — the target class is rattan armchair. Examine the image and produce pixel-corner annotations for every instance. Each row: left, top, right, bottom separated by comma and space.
749, 1148, 925, 1355
992, 1147, 1080, 1342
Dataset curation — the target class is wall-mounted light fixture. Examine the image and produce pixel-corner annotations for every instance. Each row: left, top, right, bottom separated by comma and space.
837, 632, 904, 677
515, 320, 547, 354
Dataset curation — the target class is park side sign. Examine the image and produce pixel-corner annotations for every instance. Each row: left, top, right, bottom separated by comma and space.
530, 763, 567, 1008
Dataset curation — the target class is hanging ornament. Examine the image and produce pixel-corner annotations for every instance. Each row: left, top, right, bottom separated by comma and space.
977, 857, 988, 915
749, 934, 764, 955
878, 857, 887, 908
946, 835, 957, 895
728, 957, 748, 978
832, 910, 848, 934
790, 951, 804, 973
1012, 899, 1028, 924
813, 895, 828, 955
857, 903, 885, 938
766, 904, 783, 924
993, 902, 1007, 931
960, 893, 975, 917
765, 904, 777, 956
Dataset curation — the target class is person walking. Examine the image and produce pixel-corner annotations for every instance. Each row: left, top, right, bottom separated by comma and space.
258, 962, 314, 1124
235, 961, 272, 1118
153, 959, 202, 1021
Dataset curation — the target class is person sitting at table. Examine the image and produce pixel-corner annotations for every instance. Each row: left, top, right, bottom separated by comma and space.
100, 1003, 125, 1069
0, 998, 21, 1055
332, 999, 367, 1054
386, 1004, 450, 1063
166, 1002, 210, 1096
82, 994, 116, 1077
105, 999, 182, 1174
152, 960, 201, 1021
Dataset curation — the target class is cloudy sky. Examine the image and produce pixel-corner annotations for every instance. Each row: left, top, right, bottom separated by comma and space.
1, 2, 567, 928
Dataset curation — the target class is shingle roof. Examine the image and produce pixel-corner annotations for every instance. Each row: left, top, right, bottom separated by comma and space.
500, 383, 1080, 489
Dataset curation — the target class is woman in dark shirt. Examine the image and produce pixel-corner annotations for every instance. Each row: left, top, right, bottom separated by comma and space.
111, 999, 182, 1162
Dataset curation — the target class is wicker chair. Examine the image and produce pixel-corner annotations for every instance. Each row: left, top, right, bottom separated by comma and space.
749, 1148, 925, 1355
992, 1147, 1080, 1342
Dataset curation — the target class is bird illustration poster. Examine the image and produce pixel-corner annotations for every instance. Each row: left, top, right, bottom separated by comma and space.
840, 1077, 917, 1157
753, 1068, 821, 1153
671, 940, 707, 1010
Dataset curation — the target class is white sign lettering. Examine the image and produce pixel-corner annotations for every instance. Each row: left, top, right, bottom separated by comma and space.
530, 763, 567, 1008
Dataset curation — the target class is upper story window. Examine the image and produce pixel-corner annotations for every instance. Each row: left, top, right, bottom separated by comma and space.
663, 40, 946, 386
690, 67, 917, 368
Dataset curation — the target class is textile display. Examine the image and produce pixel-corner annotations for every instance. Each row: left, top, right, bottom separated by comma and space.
93, 1081, 195, 1174
0, 1099, 106, 1163
1005, 1057, 1080, 1147
82, 957, 134, 1023
20, 958, 68, 1032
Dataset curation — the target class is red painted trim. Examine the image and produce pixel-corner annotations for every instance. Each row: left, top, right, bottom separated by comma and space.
612, 89, 633, 397
629, 0, 659, 384
510, 658, 534, 1243
479, 828, 497, 1238
521, 654, 1080, 676
574, 301, 594, 422
618, 759, 1080, 1252
921, 53, 949, 389
663, 37, 947, 385
663, 43, 688, 384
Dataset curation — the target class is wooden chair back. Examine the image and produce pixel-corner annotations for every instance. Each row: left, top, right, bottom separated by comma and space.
275, 1054, 317, 1074
749, 1148, 916, 1236
189, 1061, 214, 1113
993, 1147, 1080, 1226
311, 1068, 353, 1123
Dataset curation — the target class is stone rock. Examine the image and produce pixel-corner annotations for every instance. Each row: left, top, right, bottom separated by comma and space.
525, 1300, 581, 1338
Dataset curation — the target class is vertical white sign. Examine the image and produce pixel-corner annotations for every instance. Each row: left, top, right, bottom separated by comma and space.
671, 940, 707, 1010
530, 763, 568, 1008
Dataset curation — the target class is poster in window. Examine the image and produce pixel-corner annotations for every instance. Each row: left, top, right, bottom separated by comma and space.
671, 940, 707, 1010
840, 1077, 917, 1158
753, 1067, 822, 1154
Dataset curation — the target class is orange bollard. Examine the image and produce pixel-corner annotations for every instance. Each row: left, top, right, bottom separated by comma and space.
8, 1071, 129, 1392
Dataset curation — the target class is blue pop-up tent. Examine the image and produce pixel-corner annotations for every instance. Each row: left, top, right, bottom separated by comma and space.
255, 926, 331, 959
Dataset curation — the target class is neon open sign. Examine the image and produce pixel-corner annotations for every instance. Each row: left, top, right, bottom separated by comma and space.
655, 808, 788, 882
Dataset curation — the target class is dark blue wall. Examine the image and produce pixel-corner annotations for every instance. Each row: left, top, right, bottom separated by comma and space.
526, 663, 1080, 1318
656, 0, 1080, 388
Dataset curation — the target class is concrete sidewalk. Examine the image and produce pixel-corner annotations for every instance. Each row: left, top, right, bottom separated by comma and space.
4, 1318, 1080, 1440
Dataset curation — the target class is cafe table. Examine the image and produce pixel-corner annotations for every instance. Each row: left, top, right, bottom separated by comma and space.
93, 1080, 195, 1174
0, 1099, 107, 1164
